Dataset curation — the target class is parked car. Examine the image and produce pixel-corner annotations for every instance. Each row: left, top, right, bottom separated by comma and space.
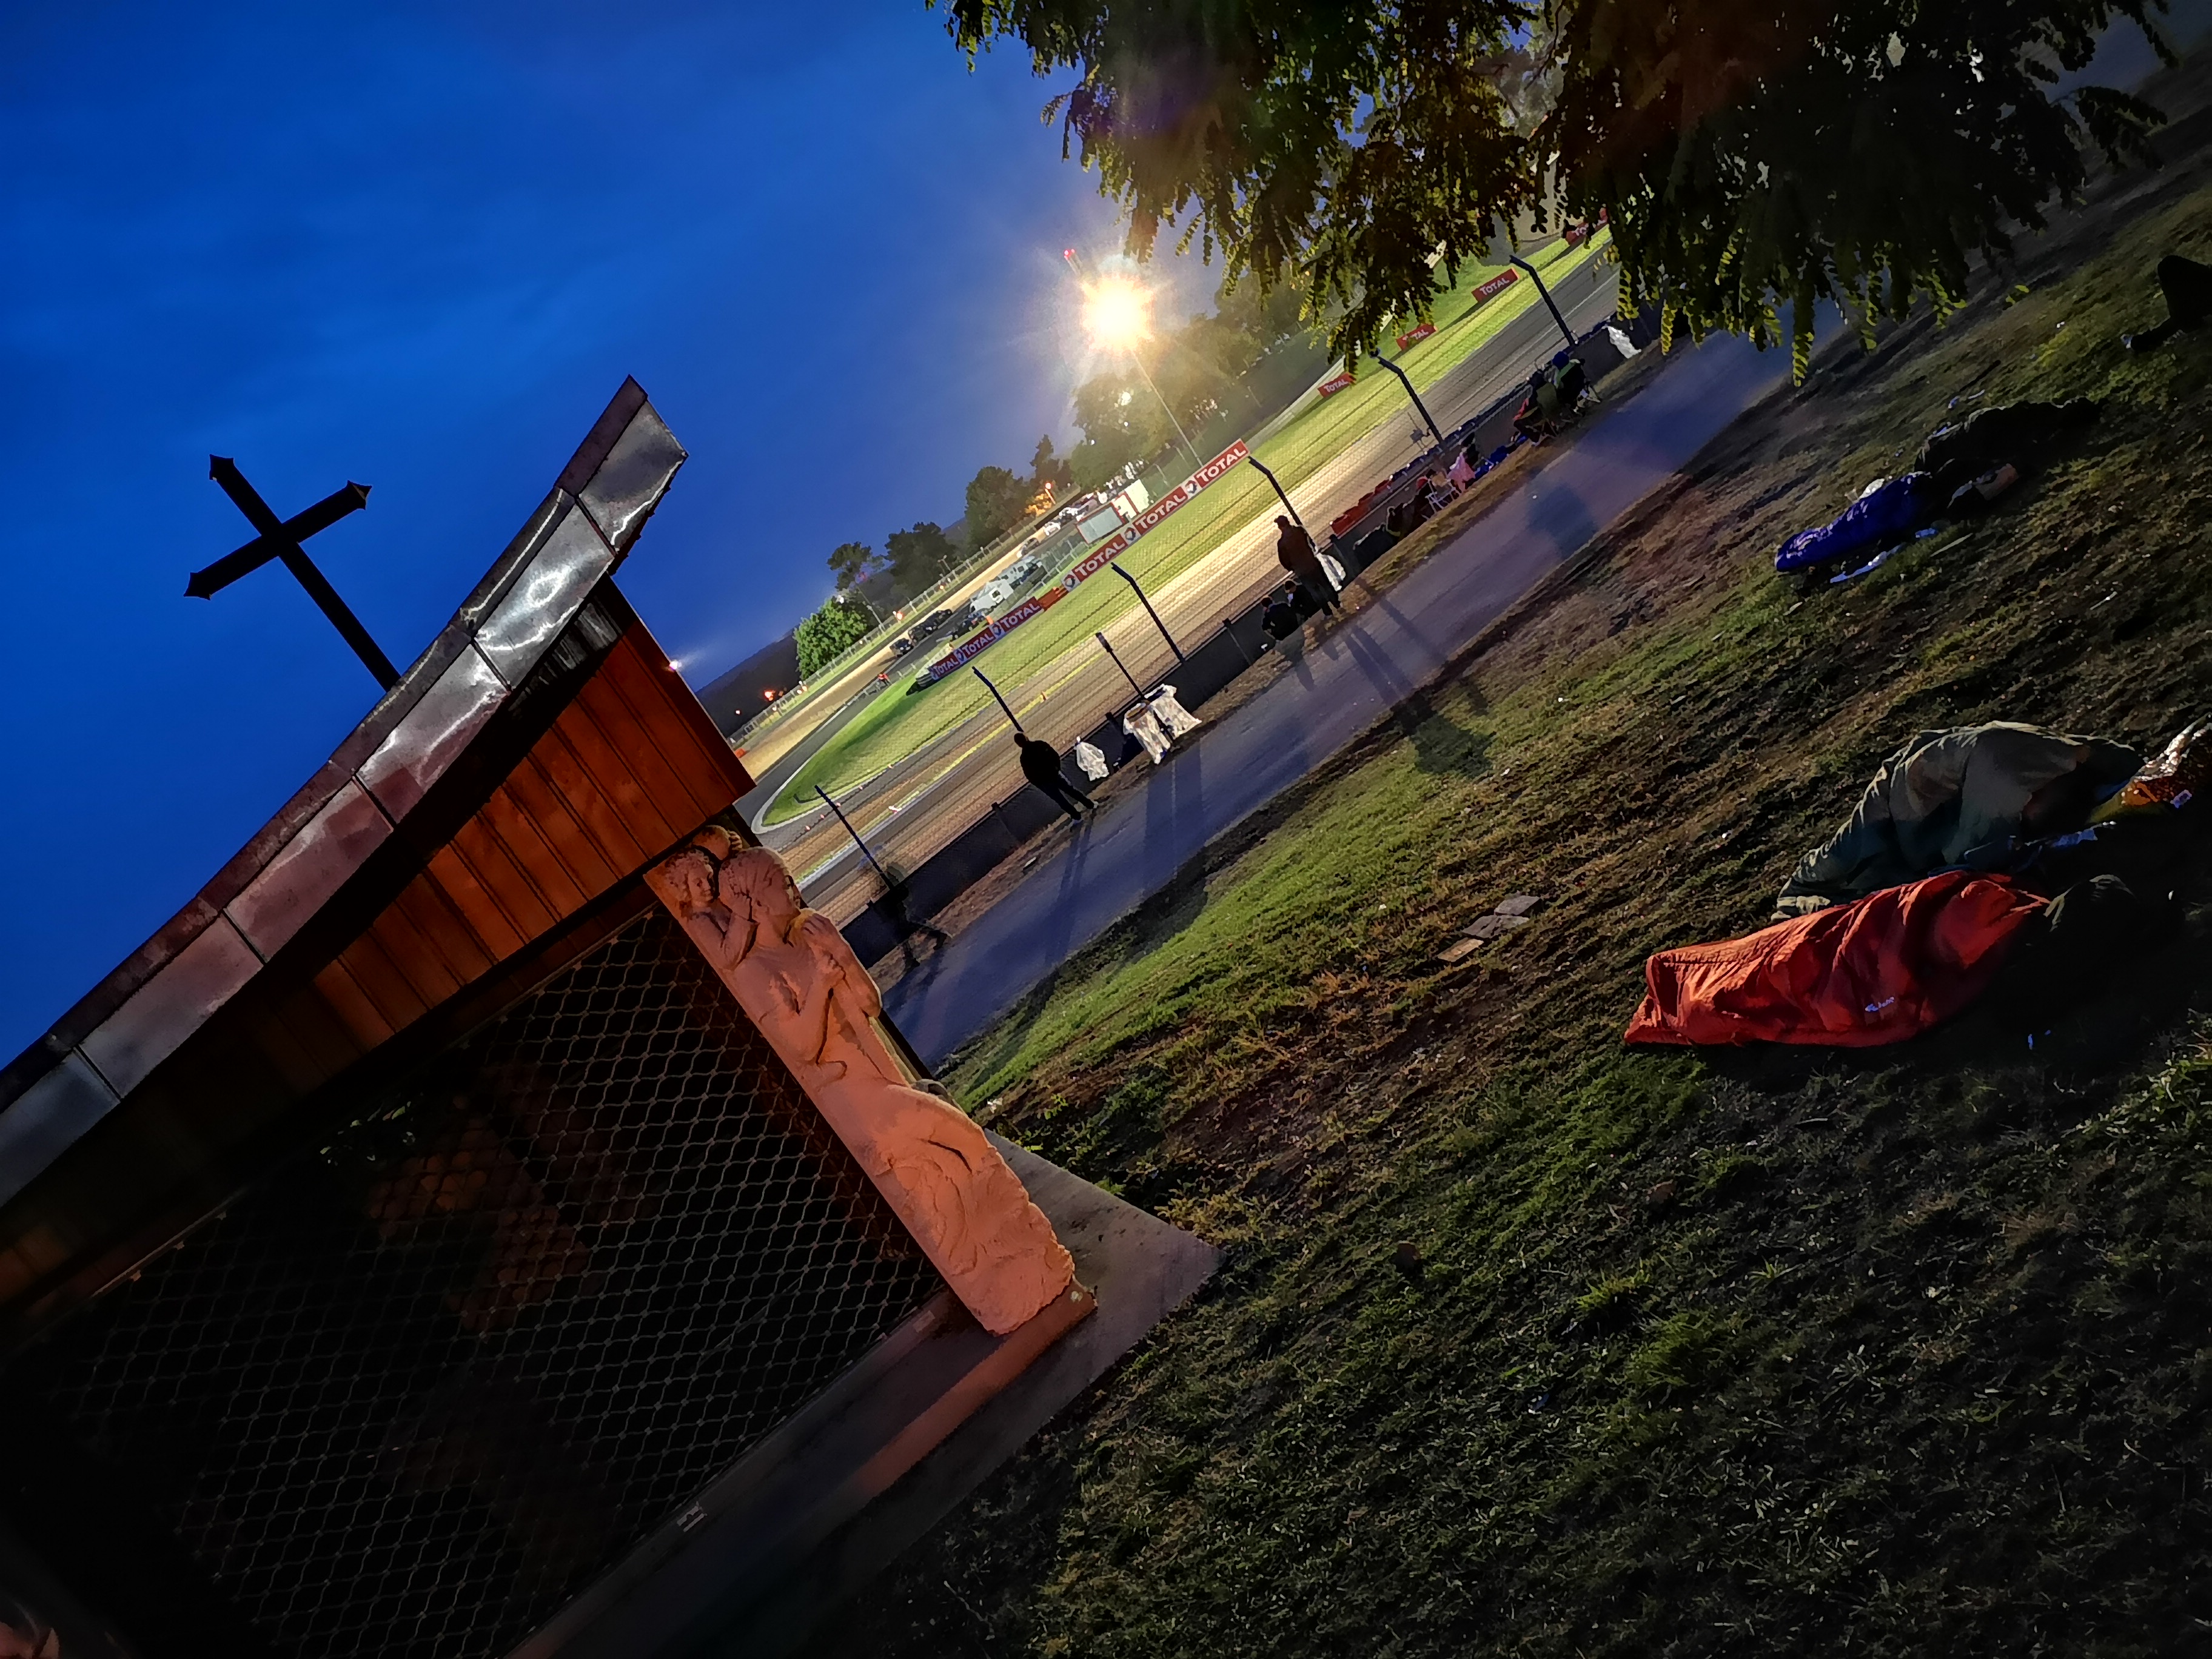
913, 608, 954, 638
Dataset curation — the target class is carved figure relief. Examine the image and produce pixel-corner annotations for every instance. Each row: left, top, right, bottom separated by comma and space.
647, 830, 1075, 1335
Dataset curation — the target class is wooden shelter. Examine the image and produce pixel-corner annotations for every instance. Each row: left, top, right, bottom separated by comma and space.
0, 383, 1215, 1659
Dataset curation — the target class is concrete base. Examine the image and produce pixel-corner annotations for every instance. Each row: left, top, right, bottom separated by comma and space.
511, 1137, 1221, 1659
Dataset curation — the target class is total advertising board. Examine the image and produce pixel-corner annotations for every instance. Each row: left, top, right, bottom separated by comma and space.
916, 440, 1250, 686
1470, 267, 1520, 304
913, 586, 1068, 685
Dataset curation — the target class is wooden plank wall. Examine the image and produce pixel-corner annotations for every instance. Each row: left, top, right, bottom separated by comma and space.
0, 618, 751, 1324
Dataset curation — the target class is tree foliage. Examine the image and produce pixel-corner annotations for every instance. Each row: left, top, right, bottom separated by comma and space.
1031, 434, 1075, 497
826, 540, 877, 589
943, 0, 2171, 372
964, 463, 1036, 552
884, 520, 959, 594
1070, 372, 1168, 489
794, 592, 874, 677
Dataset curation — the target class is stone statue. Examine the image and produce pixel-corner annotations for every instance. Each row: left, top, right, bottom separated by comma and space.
648, 830, 1074, 1335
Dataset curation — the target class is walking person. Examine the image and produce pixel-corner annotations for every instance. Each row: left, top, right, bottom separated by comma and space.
1015, 732, 1096, 823
1274, 514, 1341, 617
880, 870, 948, 971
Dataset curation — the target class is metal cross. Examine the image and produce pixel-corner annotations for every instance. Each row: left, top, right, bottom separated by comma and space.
189, 457, 398, 689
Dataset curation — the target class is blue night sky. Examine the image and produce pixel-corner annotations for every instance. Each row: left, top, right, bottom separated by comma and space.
0, 1, 1213, 1057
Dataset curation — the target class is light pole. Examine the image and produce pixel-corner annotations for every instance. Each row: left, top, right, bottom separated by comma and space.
1067, 250, 1204, 473
1372, 354, 1446, 449
1127, 348, 1203, 474
1108, 562, 1183, 660
1509, 254, 1580, 351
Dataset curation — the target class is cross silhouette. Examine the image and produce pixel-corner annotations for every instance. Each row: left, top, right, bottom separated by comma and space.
189, 457, 398, 689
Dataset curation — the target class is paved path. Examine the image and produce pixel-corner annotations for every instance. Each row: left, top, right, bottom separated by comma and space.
884, 330, 1792, 1065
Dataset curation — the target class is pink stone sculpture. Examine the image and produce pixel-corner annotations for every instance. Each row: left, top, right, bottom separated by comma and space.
647, 830, 1075, 1335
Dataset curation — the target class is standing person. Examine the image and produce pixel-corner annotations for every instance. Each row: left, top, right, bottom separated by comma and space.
1274, 514, 1341, 617
1015, 732, 1096, 823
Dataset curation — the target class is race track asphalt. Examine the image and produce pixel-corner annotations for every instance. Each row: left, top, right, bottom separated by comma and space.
883, 328, 1794, 1066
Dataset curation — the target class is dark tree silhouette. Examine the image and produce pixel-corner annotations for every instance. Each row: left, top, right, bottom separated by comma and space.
943, 0, 2168, 372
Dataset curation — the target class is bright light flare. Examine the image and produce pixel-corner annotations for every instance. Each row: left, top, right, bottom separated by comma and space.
1082, 275, 1153, 350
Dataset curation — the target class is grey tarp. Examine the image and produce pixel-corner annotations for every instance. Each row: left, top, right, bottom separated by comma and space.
1775, 723, 2141, 917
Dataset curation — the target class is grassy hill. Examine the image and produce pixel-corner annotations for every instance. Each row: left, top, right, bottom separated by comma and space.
803, 57, 2212, 1659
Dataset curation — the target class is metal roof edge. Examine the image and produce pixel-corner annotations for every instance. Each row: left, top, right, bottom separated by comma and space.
0, 380, 686, 1124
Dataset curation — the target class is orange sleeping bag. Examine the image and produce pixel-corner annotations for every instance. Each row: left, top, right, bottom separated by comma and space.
1624, 871, 2045, 1047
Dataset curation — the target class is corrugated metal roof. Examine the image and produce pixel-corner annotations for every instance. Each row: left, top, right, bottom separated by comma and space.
0, 380, 749, 1238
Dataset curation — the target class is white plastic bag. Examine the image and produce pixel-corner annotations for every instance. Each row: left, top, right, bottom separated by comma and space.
1146, 685, 1203, 738
1074, 739, 1110, 782
1122, 705, 1171, 763
1319, 551, 1347, 590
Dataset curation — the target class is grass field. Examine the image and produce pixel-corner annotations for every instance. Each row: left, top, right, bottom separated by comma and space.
803, 58, 2212, 1659
759, 233, 1611, 825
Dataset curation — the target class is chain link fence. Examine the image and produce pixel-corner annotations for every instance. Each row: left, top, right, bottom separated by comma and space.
5, 907, 942, 1659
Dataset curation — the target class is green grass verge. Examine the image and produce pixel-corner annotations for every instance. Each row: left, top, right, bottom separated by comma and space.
759, 234, 1611, 825
805, 140, 2212, 1657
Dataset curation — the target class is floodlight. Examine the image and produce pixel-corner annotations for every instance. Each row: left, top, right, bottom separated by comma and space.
1082, 276, 1153, 350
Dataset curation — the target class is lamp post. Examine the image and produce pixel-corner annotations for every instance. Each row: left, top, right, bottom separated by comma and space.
1108, 562, 1183, 660
971, 665, 1021, 731
1244, 452, 1305, 531
1372, 355, 1445, 449
1509, 254, 1580, 351
1127, 349, 1204, 474
814, 785, 891, 886
1095, 631, 1146, 700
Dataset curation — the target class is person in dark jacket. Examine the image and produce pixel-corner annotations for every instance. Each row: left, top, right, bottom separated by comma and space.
1016, 732, 1095, 822
880, 870, 948, 970
1274, 514, 1341, 617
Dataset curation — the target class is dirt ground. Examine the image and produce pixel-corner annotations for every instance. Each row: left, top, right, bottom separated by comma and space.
805, 45, 2212, 1659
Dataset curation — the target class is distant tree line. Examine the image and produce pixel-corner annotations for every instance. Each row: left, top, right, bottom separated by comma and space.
794, 592, 874, 677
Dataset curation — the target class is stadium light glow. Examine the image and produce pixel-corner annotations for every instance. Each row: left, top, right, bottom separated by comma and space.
1082, 275, 1153, 350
